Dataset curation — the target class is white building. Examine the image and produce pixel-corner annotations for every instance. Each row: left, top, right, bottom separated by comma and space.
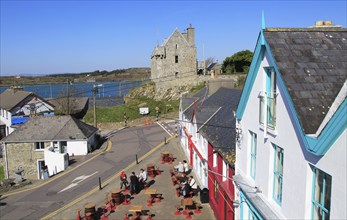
234, 23, 346, 219
0, 87, 54, 139
1, 115, 98, 179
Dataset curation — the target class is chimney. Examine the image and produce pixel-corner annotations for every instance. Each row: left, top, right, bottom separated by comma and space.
310, 20, 342, 28
186, 24, 195, 47
10, 86, 23, 94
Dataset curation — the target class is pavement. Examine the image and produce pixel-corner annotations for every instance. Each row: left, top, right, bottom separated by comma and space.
43, 135, 216, 220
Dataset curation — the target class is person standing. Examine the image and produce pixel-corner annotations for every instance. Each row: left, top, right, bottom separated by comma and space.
129, 171, 139, 195
183, 160, 189, 174
138, 168, 148, 190
119, 171, 128, 190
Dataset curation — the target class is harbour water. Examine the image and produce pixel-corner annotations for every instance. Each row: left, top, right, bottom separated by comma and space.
0, 81, 143, 99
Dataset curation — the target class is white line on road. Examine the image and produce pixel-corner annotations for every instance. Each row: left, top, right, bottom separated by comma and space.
58, 171, 98, 193
157, 122, 173, 136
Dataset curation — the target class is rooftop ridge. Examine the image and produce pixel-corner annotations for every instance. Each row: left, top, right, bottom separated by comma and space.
265, 27, 346, 32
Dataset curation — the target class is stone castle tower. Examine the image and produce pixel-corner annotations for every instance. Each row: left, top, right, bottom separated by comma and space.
151, 24, 197, 81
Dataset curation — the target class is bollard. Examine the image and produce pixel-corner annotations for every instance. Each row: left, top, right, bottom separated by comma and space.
136, 154, 139, 164
99, 177, 102, 190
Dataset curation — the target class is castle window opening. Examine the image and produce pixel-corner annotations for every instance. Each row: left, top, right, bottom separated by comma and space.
175, 56, 178, 63
175, 72, 179, 77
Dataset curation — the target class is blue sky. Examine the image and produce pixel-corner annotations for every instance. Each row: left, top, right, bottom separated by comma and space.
1, 1, 346, 76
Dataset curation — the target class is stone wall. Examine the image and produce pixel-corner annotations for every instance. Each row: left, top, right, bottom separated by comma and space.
5, 142, 47, 179
151, 26, 196, 81
154, 75, 239, 100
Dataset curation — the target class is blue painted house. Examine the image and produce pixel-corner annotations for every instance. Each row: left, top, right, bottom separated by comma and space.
234, 20, 346, 219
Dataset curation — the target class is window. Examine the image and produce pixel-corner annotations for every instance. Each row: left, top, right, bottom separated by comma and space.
223, 160, 228, 181
311, 167, 331, 220
260, 68, 277, 128
214, 179, 219, 201
175, 55, 178, 63
249, 131, 257, 179
213, 152, 217, 167
175, 72, 178, 77
35, 142, 45, 150
273, 144, 283, 205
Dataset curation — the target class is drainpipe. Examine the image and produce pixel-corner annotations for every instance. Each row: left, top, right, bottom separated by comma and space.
3, 143, 9, 179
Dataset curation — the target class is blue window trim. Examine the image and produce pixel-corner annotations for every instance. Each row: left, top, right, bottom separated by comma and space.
272, 144, 283, 205
235, 30, 347, 156
310, 167, 331, 220
240, 191, 263, 220
250, 131, 257, 179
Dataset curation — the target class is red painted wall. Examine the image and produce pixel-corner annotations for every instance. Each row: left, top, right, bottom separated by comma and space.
207, 142, 235, 220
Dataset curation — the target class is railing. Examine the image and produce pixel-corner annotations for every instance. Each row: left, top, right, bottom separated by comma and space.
259, 95, 276, 129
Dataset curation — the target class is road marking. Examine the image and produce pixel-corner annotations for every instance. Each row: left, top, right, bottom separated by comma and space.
41, 135, 177, 220
58, 171, 98, 193
2, 141, 112, 197
157, 122, 173, 136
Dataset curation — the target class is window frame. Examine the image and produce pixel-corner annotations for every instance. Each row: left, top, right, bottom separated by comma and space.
213, 152, 217, 167
214, 179, 219, 202
249, 131, 257, 179
35, 142, 45, 150
311, 167, 331, 220
272, 144, 283, 205
222, 160, 228, 181
259, 67, 277, 129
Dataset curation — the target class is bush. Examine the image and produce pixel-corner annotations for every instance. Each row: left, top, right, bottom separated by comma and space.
0, 166, 5, 180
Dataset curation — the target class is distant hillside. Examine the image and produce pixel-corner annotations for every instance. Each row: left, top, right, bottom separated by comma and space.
0, 68, 151, 86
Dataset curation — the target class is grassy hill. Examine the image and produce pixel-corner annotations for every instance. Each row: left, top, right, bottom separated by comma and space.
0, 68, 151, 86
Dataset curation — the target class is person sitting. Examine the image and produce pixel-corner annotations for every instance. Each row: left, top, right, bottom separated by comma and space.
178, 173, 187, 183
181, 181, 192, 198
188, 176, 198, 195
119, 171, 128, 190
138, 168, 148, 190
129, 171, 139, 195
174, 162, 184, 174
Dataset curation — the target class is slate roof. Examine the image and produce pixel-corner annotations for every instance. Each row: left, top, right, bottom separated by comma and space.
199, 88, 242, 162
181, 86, 208, 121
0, 89, 33, 111
182, 87, 242, 164
1, 115, 97, 142
264, 28, 347, 134
49, 97, 89, 119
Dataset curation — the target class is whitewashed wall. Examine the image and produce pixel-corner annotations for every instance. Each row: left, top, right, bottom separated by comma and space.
44, 148, 68, 176
66, 140, 88, 156
235, 51, 346, 219
0, 110, 14, 135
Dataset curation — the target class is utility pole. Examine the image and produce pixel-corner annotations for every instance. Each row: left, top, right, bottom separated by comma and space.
203, 43, 206, 75
93, 85, 99, 127
67, 80, 70, 115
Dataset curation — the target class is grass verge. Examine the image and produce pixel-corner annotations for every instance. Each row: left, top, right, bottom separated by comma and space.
83, 96, 179, 123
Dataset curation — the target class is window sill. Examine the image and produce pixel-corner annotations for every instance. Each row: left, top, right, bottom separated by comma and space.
259, 124, 278, 137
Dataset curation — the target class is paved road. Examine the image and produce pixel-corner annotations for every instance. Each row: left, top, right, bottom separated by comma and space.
0, 124, 170, 220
